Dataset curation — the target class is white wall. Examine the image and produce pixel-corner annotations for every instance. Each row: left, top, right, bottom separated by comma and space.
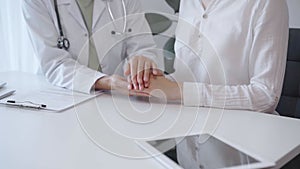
0, 0, 38, 73
287, 0, 300, 28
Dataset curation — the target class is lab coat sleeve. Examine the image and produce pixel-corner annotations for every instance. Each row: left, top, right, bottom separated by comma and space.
124, 0, 161, 68
22, 0, 105, 94
183, 0, 289, 113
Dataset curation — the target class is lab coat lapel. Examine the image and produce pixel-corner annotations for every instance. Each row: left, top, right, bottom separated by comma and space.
60, 0, 87, 31
92, 0, 106, 30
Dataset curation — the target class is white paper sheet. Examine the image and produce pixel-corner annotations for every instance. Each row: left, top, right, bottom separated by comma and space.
0, 87, 102, 112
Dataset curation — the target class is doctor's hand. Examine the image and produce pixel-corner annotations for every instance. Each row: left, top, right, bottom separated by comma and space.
94, 74, 149, 96
124, 56, 163, 91
132, 75, 183, 101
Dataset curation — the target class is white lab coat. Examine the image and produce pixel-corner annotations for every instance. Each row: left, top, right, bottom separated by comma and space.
23, 0, 157, 93
173, 0, 289, 169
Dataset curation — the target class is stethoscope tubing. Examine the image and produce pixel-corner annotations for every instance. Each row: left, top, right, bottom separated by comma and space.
54, 0, 128, 50
54, 0, 70, 50
54, 0, 64, 38
106, 0, 127, 34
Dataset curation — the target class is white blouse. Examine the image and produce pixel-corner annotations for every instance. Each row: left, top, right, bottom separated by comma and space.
173, 0, 289, 113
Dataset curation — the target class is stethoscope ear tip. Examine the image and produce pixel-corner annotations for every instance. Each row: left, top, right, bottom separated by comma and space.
107, 0, 127, 35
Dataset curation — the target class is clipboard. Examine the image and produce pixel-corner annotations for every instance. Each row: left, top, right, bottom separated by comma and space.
0, 87, 102, 112
0, 81, 6, 88
0, 89, 16, 100
0, 81, 16, 100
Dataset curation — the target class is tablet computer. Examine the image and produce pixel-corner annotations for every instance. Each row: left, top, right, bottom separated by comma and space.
136, 134, 274, 169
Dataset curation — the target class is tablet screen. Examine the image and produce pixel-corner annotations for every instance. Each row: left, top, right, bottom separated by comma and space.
138, 134, 273, 169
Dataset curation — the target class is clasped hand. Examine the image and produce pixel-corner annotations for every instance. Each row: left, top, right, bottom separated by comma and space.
125, 56, 183, 100
95, 56, 182, 100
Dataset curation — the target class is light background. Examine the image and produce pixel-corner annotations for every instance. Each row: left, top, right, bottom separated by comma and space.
0, 0, 299, 73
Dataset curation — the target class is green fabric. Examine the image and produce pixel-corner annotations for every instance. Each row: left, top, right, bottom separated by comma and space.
76, 0, 93, 32
76, 0, 101, 71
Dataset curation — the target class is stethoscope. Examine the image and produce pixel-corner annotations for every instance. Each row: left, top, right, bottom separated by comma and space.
54, 0, 129, 50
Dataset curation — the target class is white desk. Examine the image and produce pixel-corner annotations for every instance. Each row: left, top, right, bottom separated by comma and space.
0, 72, 300, 169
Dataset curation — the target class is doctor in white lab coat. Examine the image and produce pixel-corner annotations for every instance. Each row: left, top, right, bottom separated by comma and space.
23, 0, 159, 94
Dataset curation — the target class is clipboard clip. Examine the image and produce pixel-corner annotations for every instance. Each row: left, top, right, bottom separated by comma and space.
6, 100, 47, 110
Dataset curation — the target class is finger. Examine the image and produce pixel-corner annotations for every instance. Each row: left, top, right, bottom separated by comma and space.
143, 62, 151, 88
150, 64, 164, 76
129, 90, 150, 97
151, 62, 159, 75
137, 59, 145, 90
124, 61, 130, 76
127, 75, 133, 90
130, 58, 138, 90
156, 69, 164, 76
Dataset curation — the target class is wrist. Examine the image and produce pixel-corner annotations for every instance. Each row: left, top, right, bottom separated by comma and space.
95, 76, 111, 90
170, 82, 183, 100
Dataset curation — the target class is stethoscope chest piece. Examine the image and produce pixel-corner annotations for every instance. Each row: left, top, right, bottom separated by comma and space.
57, 36, 70, 50
54, 0, 70, 51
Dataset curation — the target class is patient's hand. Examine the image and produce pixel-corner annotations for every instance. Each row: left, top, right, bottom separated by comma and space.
94, 74, 149, 97
124, 56, 163, 91
133, 75, 183, 100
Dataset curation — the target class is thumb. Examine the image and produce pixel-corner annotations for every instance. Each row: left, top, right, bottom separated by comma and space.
124, 62, 131, 76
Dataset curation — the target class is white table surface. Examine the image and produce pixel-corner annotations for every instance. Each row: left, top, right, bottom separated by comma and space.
0, 71, 300, 169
